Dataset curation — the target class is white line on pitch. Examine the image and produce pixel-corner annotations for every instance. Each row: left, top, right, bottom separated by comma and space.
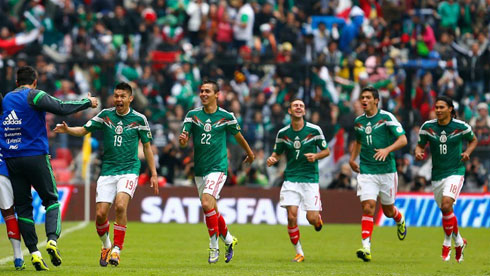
0, 221, 89, 265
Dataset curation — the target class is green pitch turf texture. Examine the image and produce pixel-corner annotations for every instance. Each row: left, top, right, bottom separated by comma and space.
0, 222, 489, 276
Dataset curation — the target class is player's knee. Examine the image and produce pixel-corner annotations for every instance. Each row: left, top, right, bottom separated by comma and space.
95, 210, 107, 222
287, 213, 297, 223
114, 202, 127, 214
440, 203, 452, 214
306, 214, 317, 224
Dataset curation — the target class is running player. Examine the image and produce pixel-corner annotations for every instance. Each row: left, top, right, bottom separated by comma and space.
179, 79, 254, 264
415, 95, 477, 263
266, 99, 330, 262
53, 82, 159, 267
349, 87, 407, 262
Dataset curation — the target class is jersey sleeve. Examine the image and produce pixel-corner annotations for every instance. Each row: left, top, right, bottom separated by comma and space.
462, 122, 475, 141
226, 112, 240, 136
354, 119, 362, 142
138, 115, 152, 144
385, 114, 405, 137
315, 128, 328, 150
83, 110, 105, 132
182, 112, 193, 135
417, 124, 428, 146
273, 131, 285, 155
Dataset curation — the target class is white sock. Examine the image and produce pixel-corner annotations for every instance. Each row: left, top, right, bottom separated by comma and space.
112, 246, 121, 254
100, 233, 112, 249
48, 239, 57, 246
443, 234, 452, 247
295, 241, 304, 256
31, 251, 42, 258
362, 238, 371, 250
222, 232, 234, 245
453, 232, 463, 246
10, 239, 22, 259
209, 235, 219, 249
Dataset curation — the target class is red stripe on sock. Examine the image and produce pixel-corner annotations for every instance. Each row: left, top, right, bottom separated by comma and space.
205, 208, 219, 239
361, 215, 374, 240
393, 207, 402, 223
442, 211, 454, 236
4, 215, 20, 240
113, 223, 126, 250
287, 226, 300, 245
96, 220, 110, 237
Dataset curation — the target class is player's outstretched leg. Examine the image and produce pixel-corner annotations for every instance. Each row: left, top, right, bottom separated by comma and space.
217, 213, 237, 263
31, 252, 49, 271
2, 212, 24, 270
109, 223, 126, 266
288, 226, 304, 262
453, 214, 466, 263
357, 215, 373, 262
96, 219, 112, 266
393, 208, 406, 240
46, 240, 62, 266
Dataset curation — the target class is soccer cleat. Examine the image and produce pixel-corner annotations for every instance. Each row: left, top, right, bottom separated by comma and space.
225, 237, 238, 263
108, 251, 120, 266
455, 239, 467, 263
100, 247, 111, 267
14, 258, 25, 270
441, 245, 451, 261
46, 240, 62, 266
397, 218, 407, 240
291, 254, 304, 263
356, 248, 372, 262
208, 248, 219, 264
314, 215, 323, 232
31, 254, 49, 271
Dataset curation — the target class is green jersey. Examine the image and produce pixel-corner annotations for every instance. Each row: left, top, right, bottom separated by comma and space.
84, 108, 152, 176
354, 109, 405, 174
418, 118, 475, 181
182, 107, 240, 177
273, 122, 328, 183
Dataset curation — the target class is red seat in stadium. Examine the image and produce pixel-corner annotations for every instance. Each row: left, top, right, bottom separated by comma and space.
50, 158, 68, 170
151, 51, 180, 70
55, 169, 73, 184
56, 148, 73, 164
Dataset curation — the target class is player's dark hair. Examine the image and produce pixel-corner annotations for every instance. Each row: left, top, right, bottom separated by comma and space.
435, 95, 457, 118
115, 82, 132, 95
202, 79, 219, 93
16, 66, 37, 86
361, 86, 379, 100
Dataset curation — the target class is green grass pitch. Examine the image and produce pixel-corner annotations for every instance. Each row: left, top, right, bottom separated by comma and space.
0, 222, 489, 275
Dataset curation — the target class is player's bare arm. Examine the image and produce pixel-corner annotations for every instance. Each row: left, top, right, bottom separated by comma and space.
349, 141, 361, 173
267, 152, 280, 167
143, 142, 159, 195
304, 148, 330, 163
234, 132, 255, 164
53, 121, 89, 137
414, 144, 425, 161
373, 135, 407, 162
461, 136, 478, 162
179, 131, 189, 147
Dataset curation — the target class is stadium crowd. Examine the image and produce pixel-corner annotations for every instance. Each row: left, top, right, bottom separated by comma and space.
0, 0, 488, 192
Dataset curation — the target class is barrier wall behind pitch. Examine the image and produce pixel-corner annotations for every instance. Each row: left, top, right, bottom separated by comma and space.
4, 186, 489, 227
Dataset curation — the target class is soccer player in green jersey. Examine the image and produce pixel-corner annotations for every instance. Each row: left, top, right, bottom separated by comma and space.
54, 82, 159, 267
179, 80, 254, 264
266, 99, 330, 263
349, 87, 408, 262
415, 96, 477, 263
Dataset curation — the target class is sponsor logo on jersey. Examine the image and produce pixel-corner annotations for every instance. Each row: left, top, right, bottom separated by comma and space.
3, 110, 22, 125
8, 145, 18, 149
204, 123, 212, 132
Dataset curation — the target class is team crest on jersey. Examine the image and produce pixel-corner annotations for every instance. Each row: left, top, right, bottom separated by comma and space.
115, 125, 124, 135
365, 126, 372, 135
440, 131, 447, 143
204, 123, 212, 132
293, 140, 301, 149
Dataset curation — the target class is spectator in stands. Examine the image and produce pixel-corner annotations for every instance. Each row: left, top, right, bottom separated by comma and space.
470, 102, 490, 146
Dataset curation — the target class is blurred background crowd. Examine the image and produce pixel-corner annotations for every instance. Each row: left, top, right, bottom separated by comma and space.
0, 0, 488, 192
